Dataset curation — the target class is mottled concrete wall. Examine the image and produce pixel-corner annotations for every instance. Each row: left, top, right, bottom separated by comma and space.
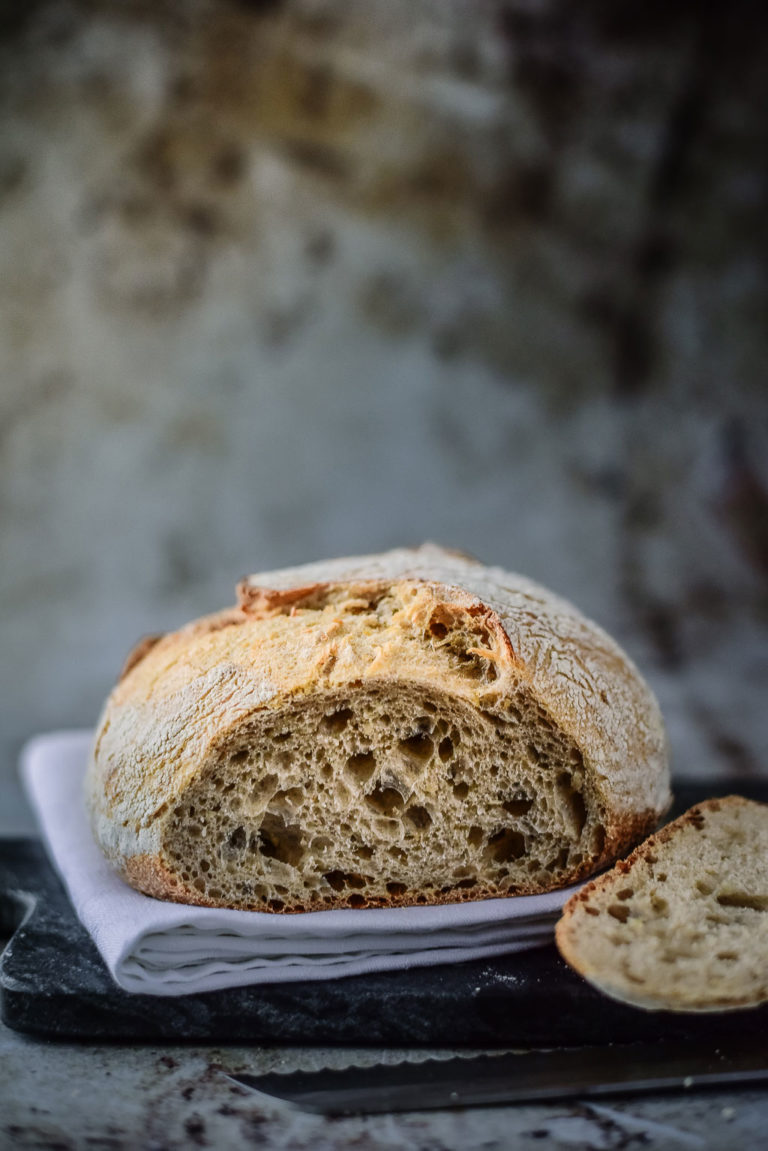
1, 0, 767, 830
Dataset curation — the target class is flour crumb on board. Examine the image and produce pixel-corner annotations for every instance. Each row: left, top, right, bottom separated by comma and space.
475, 965, 522, 989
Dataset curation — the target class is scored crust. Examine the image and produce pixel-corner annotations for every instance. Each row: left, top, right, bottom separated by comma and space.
556, 796, 768, 1012
86, 544, 670, 912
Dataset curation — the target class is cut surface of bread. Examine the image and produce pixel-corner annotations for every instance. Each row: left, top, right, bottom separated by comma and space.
556, 796, 768, 1012
86, 545, 670, 911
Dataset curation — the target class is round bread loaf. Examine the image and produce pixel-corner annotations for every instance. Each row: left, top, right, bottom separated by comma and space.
86, 545, 670, 911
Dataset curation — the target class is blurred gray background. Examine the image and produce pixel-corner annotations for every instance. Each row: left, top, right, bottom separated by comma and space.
1, 0, 767, 832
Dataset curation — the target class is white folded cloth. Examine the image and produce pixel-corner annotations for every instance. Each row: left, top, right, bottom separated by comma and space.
21, 731, 581, 997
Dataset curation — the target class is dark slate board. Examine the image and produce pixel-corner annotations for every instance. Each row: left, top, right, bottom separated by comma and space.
3, 782, 768, 1045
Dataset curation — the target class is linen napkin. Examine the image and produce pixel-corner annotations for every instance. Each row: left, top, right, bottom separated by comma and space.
21, 731, 581, 997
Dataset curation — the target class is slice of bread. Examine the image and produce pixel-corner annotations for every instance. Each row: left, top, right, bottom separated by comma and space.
86, 545, 669, 912
556, 796, 768, 1012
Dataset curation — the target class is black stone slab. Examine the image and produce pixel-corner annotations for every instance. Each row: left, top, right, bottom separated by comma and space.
2, 782, 768, 1045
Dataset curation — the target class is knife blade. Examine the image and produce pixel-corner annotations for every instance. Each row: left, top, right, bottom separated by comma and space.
226, 1038, 768, 1115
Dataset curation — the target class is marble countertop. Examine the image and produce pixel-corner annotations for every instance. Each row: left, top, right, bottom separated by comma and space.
2, 1011, 767, 1149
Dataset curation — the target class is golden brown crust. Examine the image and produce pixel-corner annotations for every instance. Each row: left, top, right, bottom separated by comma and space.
124, 853, 196, 903
118, 634, 165, 682
236, 576, 520, 666
597, 806, 665, 869
236, 580, 332, 615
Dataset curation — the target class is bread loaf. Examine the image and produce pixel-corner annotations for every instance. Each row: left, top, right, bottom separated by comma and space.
555, 796, 768, 1011
86, 545, 670, 912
